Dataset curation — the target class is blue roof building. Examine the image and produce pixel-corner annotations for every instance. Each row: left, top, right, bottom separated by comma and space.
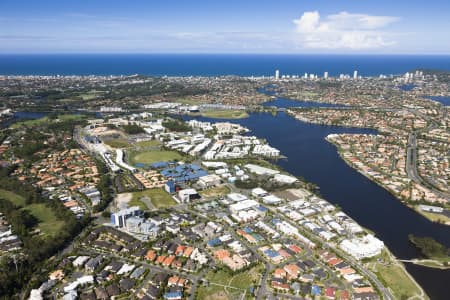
164, 291, 182, 300
161, 164, 208, 182
311, 285, 321, 296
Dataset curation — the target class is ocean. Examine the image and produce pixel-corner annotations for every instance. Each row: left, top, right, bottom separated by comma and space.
1, 54, 450, 76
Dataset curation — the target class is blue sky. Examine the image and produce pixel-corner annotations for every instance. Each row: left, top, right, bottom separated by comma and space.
1, 0, 450, 54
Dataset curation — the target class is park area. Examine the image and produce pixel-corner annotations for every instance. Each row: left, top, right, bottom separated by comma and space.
103, 137, 161, 150
103, 139, 130, 149
11, 114, 85, 129
0, 189, 64, 236
129, 188, 177, 210
136, 140, 161, 148
199, 185, 231, 199
367, 250, 425, 299
200, 110, 248, 119
196, 265, 262, 300
129, 149, 183, 166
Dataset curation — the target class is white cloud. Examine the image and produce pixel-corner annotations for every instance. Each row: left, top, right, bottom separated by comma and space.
293, 11, 400, 49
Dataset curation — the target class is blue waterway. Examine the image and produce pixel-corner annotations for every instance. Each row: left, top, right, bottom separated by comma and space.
427, 96, 450, 106
1, 54, 450, 76
399, 84, 417, 91
263, 96, 345, 108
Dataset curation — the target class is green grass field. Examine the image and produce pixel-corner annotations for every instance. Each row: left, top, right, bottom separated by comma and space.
178, 98, 204, 105
131, 188, 176, 209
103, 139, 130, 148
130, 150, 182, 165
368, 251, 424, 299
128, 198, 149, 211
199, 185, 230, 199
0, 189, 26, 206
374, 263, 422, 299
136, 140, 161, 148
200, 110, 249, 119
11, 114, 85, 129
0, 189, 64, 236
196, 265, 261, 300
22, 203, 64, 236
80, 90, 102, 100
228, 265, 261, 289
197, 271, 235, 300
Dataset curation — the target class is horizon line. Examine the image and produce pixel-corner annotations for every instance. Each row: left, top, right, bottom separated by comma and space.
1, 52, 450, 56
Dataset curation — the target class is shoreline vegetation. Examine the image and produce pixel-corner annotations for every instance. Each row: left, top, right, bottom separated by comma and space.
407, 235, 450, 269
366, 248, 428, 299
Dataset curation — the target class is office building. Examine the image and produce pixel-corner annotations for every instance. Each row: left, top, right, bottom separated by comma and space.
111, 206, 143, 228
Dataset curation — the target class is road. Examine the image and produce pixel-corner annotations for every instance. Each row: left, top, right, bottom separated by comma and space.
406, 132, 450, 200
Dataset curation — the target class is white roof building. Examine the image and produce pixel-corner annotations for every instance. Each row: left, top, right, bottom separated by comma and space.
229, 199, 259, 213
339, 234, 384, 260
262, 194, 282, 205
244, 164, 280, 176
252, 144, 281, 157
227, 193, 248, 202
198, 174, 222, 188
274, 174, 298, 184
252, 187, 268, 197
202, 161, 228, 169
178, 188, 199, 203
72, 256, 90, 267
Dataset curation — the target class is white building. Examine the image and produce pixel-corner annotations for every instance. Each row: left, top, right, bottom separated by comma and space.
227, 193, 248, 202
229, 199, 259, 213
202, 161, 228, 169
419, 204, 444, 213
63, 276, 94, 293
252, 144, 280, 157
275, 69, 280, 80
178, 188, 199, 203
111, 206, 142, 228
244, 164, 280, 176
274, 174, 298, 184
198, 174, 222, 188
339, 234, 384, 260
125, 217, 159, 238
188, 120, 214, 131
214, 122, 248, 135
100, 106, 123, 113
262, 194, 282, 204
252, 187, 268, 198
